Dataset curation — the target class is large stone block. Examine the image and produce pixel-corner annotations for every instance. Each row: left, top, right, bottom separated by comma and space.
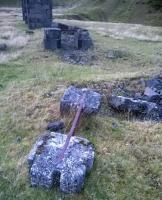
44, 28, 61, 50
28, 132, 95, 193
60, 86, 101, 115
75, 29, 93, 50
21, 0, 52, 29
109, 95, 162, 121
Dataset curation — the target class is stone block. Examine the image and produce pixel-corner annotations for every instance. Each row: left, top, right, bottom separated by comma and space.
75, 29, 93, 50
44, 28, 61, 50
21, 0, 52, 29
109, 95, 162, 121
28, 132, 95, 193
60, 86, 101, 115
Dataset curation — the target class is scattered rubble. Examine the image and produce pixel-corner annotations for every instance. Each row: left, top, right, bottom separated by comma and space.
109, 75, 162, 121
28, 132, 95, 193
60, 86, 101, 115
109, 95, 162, 121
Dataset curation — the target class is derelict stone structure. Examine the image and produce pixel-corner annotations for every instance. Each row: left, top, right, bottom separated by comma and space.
21, 0, 52, 29
44, 23, 93, 51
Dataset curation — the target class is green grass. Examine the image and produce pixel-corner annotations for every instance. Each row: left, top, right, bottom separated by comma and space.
1, 0, 162, 26
0, 10, 162, 200
58, 0, 162, 26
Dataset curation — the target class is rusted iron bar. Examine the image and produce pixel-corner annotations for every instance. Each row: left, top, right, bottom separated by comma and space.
59, 94, 86, 160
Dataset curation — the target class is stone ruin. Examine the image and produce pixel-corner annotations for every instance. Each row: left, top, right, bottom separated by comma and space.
21, 0, 52, 29
21, 1, 93, 51
28, 86, 101, 193
44, 23, 93, 51
109, 76, 162, 121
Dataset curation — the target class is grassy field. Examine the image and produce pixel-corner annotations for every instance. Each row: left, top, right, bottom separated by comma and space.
0, 0, 78, 6
54, 0, 162, 26
0, 0, 162, 26
0, 8, 162, 200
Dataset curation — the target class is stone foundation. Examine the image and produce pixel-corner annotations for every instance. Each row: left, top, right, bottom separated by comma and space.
44, 23, 93, 51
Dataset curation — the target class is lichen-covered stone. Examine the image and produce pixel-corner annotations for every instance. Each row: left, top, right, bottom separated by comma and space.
28, 132, 95, 193
60, 86, 101, 115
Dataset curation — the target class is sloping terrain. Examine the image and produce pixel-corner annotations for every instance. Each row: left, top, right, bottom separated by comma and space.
0, 0, 162, 26
57, 0, 162, 26
0, 7, 162, 200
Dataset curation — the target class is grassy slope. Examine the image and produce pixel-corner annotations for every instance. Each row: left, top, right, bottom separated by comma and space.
0, 0, 77, 6
0, 8, 162, 200
0, 0, 162, 26
61, 0, 162, 26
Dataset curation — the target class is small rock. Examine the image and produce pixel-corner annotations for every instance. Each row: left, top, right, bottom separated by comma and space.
0, 43, 7, 51
47, 121, 65, 132
16, 136, 22, 143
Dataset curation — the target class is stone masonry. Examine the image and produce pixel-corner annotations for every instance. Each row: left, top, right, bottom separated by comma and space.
21, 0, 52, 29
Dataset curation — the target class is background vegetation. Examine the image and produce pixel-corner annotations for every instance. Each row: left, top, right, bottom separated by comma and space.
0, 0, 162, 26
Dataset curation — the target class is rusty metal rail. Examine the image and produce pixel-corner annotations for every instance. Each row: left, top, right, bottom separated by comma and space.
59, 94, 86, 160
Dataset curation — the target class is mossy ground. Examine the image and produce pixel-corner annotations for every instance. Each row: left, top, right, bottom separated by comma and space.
0, 8, 162, 200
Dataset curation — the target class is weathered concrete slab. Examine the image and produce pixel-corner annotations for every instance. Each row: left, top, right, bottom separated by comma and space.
60, 86, 101, 115
28, 132, 95, 193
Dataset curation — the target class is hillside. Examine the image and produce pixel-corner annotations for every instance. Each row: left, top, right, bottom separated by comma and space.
0, 0, 162, 26
61, 0, 162, 26
0, 4, 162, 200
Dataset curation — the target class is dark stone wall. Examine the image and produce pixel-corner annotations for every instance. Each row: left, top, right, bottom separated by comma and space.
22, 0, 53, 29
